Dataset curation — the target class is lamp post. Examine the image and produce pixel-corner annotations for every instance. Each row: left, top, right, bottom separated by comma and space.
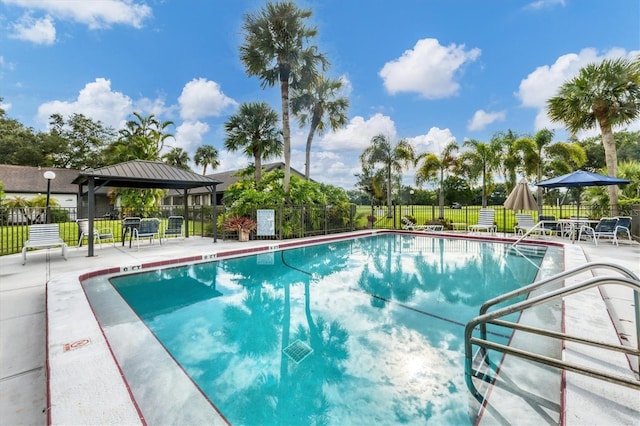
44, 171, 56, 223
410, 190, 414, 216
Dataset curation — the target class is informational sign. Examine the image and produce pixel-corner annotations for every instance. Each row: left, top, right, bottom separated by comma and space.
257, 209, 275, 236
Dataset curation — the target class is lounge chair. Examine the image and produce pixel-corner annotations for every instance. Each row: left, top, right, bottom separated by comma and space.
401, 217, 444, 231
514, 213, 553, 238
77, 218, 115, 248
578, 217, 619, 246
614, 216, 632, 243
133, 218, 161, 249
468, 209, 497, 234
163, 216, 185, 240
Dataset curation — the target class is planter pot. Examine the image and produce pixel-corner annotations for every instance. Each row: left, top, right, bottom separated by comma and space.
238, 229, 250, 242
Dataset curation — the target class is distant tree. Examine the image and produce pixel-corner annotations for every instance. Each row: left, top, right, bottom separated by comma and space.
360, 134, 414, 217
194, 145, 220, 175
109, 112, 174, 162
515, 129, 554, 214
163, 147, 191, 170
47, 113, 116, 169
224, 102, 283, 184
0, 104, 52, 166
442, 175, 473, 206
491, 130, 521, 193
240, 1, 328, 193
106, 112, 175, 213
459, 139, 501, 208
547, 56, 640, 215
414, 141, 458, 219
291, 74, 349, 179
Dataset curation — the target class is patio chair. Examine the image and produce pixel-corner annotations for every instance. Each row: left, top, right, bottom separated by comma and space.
539, 215, 562, 236
578, 217, 619, 246
614, 216, 632, 243
133, 218, 161, 249
468, 209, 497, 234
401, 216, 429, 231
77, 218, 115, 248
163, 215, 185, 240
514, 213, 550, 238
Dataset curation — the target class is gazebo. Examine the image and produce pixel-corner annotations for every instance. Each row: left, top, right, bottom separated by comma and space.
72, 160, 222, 256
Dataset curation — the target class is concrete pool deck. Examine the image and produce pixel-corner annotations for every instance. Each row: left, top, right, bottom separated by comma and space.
0, 231, 638, 424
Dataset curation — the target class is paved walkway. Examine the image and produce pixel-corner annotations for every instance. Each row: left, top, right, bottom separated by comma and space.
0, 232, 638, 424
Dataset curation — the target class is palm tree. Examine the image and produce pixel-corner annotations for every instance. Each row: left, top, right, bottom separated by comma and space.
460, 139, 501, 208
240, 1, 328, 193
515, 129, 554, 215
291, 75, 349, 179
163, 147, 191, 170
547, 56, 640, 215
193, 145, 220, 175
491, 130, 521, 193
224, 102, 283, 183
414, 141, 458, 219
113, 112, 174, 162
360, 134, 414, 217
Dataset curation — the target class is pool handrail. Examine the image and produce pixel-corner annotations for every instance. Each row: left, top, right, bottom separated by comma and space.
465, 265, 640, 403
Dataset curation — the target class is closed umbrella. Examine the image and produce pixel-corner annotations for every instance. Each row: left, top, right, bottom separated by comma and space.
504, 178, 537, 212
536, 170, 630, 217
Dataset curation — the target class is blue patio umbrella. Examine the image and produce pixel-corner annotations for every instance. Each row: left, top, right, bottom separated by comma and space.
536, 170, 630, 216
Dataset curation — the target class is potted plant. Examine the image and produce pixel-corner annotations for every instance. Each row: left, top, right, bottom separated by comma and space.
223, 216, 257, 242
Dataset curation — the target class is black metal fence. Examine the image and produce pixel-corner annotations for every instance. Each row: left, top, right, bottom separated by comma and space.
2, 203, 637, 256
0, 204, 359, 256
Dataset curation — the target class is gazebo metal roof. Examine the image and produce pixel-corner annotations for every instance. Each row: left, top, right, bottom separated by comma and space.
72, 160, 221, 256
72, 160, 221, 189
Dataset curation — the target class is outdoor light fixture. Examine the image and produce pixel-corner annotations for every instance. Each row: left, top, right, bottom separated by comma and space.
44, 171, 56, 223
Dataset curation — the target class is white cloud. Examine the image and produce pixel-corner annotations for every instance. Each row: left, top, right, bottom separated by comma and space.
178, 78, 237, 121
467, 109, 506, 131
379, 38, 481, 99
318, 113, 397, 152
407, 127, 457, 155
173, 120, 209, 154
3, 0, 152, 29
517, 47, 640, 136
526, 0, 565, 10
36, 78, 132, 129
9, 14, 56, 45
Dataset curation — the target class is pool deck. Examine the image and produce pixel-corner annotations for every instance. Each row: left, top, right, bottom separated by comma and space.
1, 231, 638, 425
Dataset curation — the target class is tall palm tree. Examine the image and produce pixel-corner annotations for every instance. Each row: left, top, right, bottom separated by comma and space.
547, 56, 640, 215
163, 147, 191, 170
515, 129, 554, 215
460, 139, 501, 208
291, 75, 349, 179
360, 134, 414, 217
240, 1, 328, 193
113, 112, 174, 162
414, 141, 458, 219
193, 145, 220, 175
224, 102, 283, 183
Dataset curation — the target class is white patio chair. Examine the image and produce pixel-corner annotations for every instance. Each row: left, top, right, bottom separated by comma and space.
468, 209, 497, 234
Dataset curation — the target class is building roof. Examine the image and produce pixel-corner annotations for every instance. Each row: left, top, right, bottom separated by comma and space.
72, 160, 221, 190
179, 162, 308, 195
0, 164, 81, 194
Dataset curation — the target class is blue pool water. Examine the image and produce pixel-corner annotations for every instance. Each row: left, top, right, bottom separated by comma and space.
109, 234, 552, 425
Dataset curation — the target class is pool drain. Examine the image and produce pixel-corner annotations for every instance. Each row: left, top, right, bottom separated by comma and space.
283, 340, 313, 364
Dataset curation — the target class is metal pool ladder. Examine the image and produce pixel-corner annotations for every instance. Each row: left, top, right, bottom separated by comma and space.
464, 262, 640, 402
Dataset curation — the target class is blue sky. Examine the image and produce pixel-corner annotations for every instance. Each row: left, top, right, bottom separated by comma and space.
1, 0, 639, 190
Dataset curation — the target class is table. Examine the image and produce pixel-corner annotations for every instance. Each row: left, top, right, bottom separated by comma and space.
557, 219, 600, 241
121, 217, 141, 248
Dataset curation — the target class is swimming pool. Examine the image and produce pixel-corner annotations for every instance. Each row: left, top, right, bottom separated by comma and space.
84, 233, 562, 425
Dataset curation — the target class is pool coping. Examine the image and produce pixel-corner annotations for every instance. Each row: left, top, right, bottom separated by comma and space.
45, 231, 637, 424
